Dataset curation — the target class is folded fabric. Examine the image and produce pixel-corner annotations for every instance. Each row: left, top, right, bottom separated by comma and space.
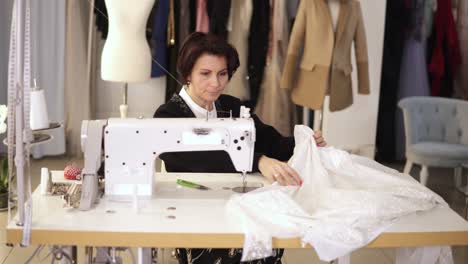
226, 125, 447, 262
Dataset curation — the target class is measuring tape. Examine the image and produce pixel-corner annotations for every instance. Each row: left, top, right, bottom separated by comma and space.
7, 0, 33, 246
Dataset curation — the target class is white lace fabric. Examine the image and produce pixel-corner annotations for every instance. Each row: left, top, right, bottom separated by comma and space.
226, 125, 448, 262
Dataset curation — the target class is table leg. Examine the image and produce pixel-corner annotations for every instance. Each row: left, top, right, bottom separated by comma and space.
85, 246, 93, 264
329, 254, 350, 264
110, 247, 123, 263
465, 197, 468, 220
95, 247, 110, 263
138, 247, 153, 264
58, 246, 77, 264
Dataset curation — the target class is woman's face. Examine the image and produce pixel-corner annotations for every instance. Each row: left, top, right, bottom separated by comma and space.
186, 53, 229, 108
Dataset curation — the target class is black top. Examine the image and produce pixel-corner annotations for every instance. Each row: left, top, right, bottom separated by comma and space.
153, 94, 295, 173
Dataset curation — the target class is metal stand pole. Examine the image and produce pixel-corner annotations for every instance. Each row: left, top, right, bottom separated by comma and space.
15, 0, 26, 227
120, 83, 128, 118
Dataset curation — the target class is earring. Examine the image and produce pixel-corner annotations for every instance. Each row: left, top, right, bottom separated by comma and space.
186, 81, 191, 86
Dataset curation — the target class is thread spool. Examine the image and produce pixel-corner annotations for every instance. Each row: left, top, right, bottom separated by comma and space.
40, 167, 50, 195
30, 79, 49, 130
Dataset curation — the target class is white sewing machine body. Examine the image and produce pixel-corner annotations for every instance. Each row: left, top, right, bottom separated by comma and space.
79, 111, 256, 210
104, 117, 255, 197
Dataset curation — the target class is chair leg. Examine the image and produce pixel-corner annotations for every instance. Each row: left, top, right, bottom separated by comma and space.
403, 160, 413, 175
420, 165, 429, 185
465, 197, 468, 220
454, 167, 463, 188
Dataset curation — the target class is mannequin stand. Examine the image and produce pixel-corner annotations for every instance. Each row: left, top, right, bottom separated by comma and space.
313, 108, 324, 132
303, 103, 325, 132
303, 107, 310, 126
120, 83, 128, 118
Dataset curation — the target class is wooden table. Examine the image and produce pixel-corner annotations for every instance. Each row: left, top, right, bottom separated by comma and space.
7, 172, 468, 250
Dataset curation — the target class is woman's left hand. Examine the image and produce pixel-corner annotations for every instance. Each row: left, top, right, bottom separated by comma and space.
314, 130, 327, 147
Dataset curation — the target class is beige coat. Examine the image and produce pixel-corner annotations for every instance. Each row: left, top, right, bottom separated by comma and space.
280, 0, 370, 111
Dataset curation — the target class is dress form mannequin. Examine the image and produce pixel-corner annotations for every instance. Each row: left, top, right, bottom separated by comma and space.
102, 0, 154, 82
311, 0, 340, 130
101, 0, 154, 117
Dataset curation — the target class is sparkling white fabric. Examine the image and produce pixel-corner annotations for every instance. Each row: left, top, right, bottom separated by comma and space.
226, 125, 448, 262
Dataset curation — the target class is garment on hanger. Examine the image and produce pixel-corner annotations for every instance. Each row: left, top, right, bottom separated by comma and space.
151, 0, 169, 77
255, 0, 296, 136
455, 0, 468, 100
227, 125, 447, 262
189, 0, 196, 32
326, 0, 340, 97
405, 0, 428, 41
195, 0, 209, 33
280, 0, 370, 112
287, 0, 300, 24
206, 0, 231, 39
167, 0, 175, 46
375, 0, 411, 162
94, 0, 109, 38
247, 0, 270, 109
395, 0, 432, 161
395, 39, 431, 161
165, 0, 182, 101
178, 0, 190, 49
423, 0, 436, 39
224, 0, 253, 101
428, 0, 461, 97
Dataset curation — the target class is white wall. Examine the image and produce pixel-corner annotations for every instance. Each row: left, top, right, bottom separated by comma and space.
93, 40, 167, 119
0, 0, 15, 154
0, 0, 66, 157
0, 0, 14, 104
95, 77, 167, 119
321, 0, 387, 158
30, 0, 67, 158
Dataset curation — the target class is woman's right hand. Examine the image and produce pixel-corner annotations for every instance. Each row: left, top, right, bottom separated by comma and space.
258, 155, 302, 186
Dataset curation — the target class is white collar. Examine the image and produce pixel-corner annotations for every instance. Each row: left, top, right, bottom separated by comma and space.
179, 86, 217, 118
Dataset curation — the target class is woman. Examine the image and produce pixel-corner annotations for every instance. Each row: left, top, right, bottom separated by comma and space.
154, 32, 326, 264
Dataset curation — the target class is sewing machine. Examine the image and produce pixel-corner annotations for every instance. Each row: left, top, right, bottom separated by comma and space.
78, 106, 256, 210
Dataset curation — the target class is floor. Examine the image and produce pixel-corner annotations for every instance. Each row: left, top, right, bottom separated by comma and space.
0, 156, 467, 263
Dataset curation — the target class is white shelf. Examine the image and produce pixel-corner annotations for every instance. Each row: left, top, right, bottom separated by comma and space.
2, 133, 52, 147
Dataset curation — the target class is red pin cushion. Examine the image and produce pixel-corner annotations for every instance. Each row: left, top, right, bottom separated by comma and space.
64, 163, 82, 180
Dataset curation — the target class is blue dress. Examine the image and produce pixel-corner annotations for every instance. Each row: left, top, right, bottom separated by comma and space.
151, 0, 169, 77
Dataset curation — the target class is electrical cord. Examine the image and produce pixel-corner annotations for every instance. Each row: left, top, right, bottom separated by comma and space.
24, 245, 44, 264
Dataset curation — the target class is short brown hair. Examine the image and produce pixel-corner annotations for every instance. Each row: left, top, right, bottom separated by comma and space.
177, 32, 240, 83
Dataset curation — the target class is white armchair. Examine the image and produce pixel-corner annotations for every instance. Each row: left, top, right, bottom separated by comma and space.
398, 96, 468, 186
